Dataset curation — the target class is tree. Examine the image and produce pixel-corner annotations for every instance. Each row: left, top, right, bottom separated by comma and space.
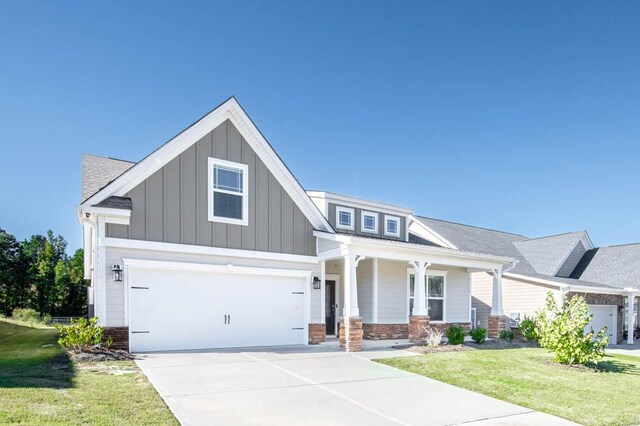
536, 292, 608, 366
0, 228, 24, 315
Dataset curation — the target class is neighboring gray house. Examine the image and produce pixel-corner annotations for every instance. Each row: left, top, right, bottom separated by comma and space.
78, 97, 638, 353
415, 218, 640, 344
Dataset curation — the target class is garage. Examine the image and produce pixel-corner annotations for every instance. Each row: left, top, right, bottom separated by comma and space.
126, 261, 309, 352
586, 305, 617, 345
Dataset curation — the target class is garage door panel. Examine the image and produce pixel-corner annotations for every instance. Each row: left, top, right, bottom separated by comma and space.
129, 267, 307, 352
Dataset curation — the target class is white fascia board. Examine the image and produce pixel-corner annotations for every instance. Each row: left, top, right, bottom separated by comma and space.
407, 216, 458, 250
80, 206, 131, 224
123, 258, 313, 278
504, 272, 625, 295
306, 191, 414, 216
81, 97, 332, 233
103, 237, 319, 264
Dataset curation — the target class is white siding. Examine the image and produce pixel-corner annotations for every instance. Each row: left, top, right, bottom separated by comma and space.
103, 246, 320, 327
357, 258, 373, 323
377, 260, 409, 323
443, 267, 471, 323
472, 272, 562, 328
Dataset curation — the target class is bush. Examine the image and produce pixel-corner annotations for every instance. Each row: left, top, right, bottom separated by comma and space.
424, 328, 443, 348
12, 308, 42, 324
445, 325, 465, 345
499, 329, 515, 343
55, 317, 108, 352
519, 315, 537, 341
469, 327, 487, 344
536, 292, 608, 366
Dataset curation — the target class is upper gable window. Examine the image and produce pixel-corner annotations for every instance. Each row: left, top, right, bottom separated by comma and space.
384, 215, 400, 237
336, 206, 355, 230
361, 211, 378, 233
208, 158, 248, 226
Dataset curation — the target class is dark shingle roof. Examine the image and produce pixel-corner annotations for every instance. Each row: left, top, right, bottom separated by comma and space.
81, 154, 135, 203
415, 216, 618, 290
571, 244, 640, 290
512, 231, 586, 276
92, 196, 133, 210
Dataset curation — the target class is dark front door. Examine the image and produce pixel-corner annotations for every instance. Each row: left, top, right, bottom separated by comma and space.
325, 280, 336, 335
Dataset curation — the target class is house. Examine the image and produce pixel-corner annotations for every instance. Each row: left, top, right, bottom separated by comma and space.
414, 217, 640, 344
78, 97, 519, 352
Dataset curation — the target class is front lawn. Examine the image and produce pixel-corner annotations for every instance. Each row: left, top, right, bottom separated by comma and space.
378, 347, 640, 426
0, 318, 177, 425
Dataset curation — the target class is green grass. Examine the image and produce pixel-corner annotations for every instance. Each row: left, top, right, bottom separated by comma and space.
378, 347, 640, 426
0, 319, 178, 425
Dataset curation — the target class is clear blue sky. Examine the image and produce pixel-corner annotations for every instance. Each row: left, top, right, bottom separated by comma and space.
1, 1, 639, 251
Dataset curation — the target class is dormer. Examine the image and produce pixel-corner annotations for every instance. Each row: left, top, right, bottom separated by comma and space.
306, 191, 413, 242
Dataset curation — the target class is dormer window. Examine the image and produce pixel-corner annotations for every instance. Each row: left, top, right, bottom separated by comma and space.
384, 215, 400, 237
208, 158, 248, 226
361, 211, 378, 233
336, 206, 354, 230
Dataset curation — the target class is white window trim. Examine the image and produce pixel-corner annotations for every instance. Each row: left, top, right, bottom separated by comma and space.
361, 211, 378, 234
336, 206, 355, 230
384, 214, 400, 237
207, 157, 249, 226
406, 269, 448, 323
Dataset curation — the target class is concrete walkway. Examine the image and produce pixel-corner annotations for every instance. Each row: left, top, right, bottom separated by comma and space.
136, 345, 576, 426
608, 343, 640, 357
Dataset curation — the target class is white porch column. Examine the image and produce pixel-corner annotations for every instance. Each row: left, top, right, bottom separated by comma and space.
372, 258, 379, 323
627, 291, 638, 344
344, 254, 363, 318
410, 261, 430, 316
490, 269, 504, 316
320, 260, 326, 324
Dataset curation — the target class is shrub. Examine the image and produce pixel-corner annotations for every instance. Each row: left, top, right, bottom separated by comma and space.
499, 329, 515, 343
469, 327, 487, 344
12, 308, 42, 324
55, 317, 107, 352
519, 315, 538, 341
445, 325, 465, 345
536, 292, 608, 366
424, 328, 443, 348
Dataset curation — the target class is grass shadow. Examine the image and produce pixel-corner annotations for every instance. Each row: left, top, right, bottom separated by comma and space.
0, 319, 76, 389
591, 357, 640, 376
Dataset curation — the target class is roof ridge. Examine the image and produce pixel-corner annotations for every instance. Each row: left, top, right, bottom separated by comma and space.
595, 242, 640, 249
516, 230, 586, 243
415, 215, 528, 238
84, 154, 137, 164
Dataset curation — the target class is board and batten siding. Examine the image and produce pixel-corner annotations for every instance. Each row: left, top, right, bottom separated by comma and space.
471, 272, 562, 328
556, 241, 586, 278
106, 119, 316, 256
327, 203, 406, 241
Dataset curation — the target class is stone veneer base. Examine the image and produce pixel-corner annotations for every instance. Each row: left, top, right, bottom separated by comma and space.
308, 323, 327, 344
362, 323, 409, 340
339, 317, 363, 352
103, 327, 129, 351
408, 315, 430, 343
488, 315, 508, 338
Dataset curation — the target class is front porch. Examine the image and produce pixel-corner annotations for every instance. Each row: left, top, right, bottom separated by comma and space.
312, 231, 516, 351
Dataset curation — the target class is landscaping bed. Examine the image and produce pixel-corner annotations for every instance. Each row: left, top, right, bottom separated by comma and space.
0, 318, 177, 425
406, 338, 537, 354
378, 346, 640, 426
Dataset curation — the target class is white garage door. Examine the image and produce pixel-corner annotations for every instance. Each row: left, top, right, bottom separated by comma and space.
128, 266, 307, 352
587, 305, 616, 345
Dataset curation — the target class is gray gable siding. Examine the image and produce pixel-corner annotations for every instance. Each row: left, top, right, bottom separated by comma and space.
555, 241, 586, 278
106, 119, 316, 256
327, 203, 405, 241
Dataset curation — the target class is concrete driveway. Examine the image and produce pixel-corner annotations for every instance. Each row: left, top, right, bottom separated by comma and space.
608, 343, 640, 358
136, 345, 575, 426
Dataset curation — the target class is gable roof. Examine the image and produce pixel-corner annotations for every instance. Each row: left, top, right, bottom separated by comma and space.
414, 216, 618, 290
79, 97, 332, 232
513, 231, 587, 276
571, 244, 640, 290
81, 154, 135, 202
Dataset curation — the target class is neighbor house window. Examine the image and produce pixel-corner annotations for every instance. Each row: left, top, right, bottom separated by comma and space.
384, 215, 400, 237
408, 270, 446, 321
361, 211, 378, 233
336, 206, 355, 230
208, 158, 249, 226
509, 312, 521, 327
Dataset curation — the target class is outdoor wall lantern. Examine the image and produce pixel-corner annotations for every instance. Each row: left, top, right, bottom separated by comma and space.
112, 264, 123, 282
312, 276, 321, 290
